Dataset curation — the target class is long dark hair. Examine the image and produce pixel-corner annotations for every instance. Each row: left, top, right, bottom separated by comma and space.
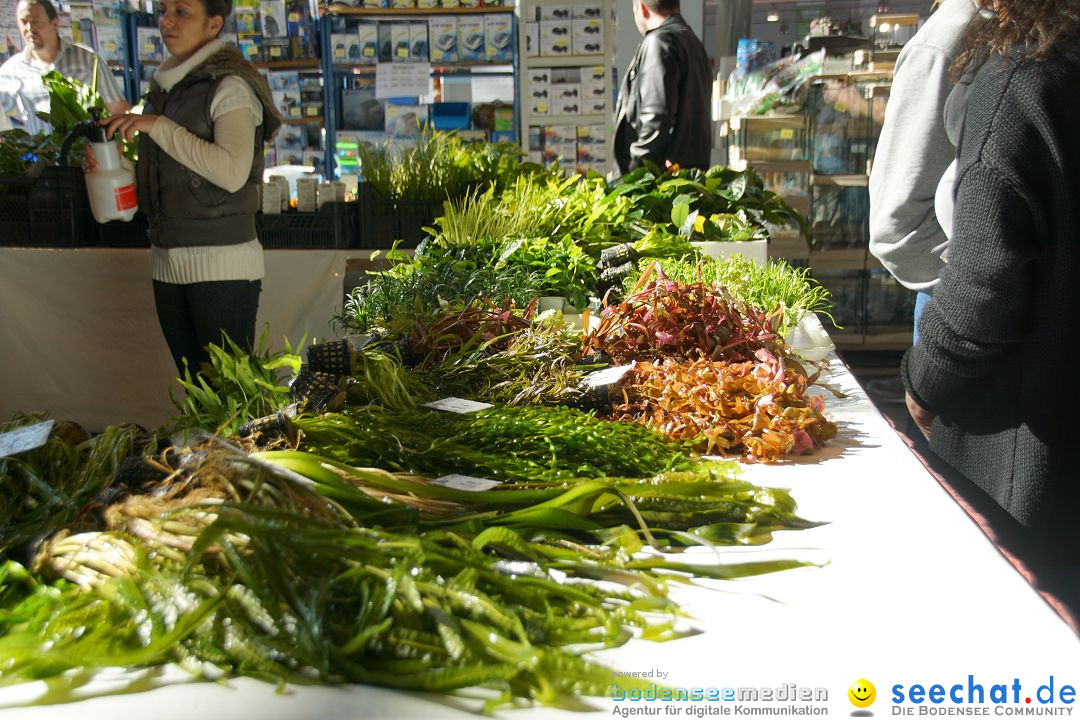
954, 0, 1080, 76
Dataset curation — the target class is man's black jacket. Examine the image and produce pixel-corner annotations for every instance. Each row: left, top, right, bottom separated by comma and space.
614, 14, 711, 175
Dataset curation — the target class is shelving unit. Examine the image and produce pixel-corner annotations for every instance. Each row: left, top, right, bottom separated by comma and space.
320, 5, 520, 179
518, 0, 615, 175
726, 66, 912, 352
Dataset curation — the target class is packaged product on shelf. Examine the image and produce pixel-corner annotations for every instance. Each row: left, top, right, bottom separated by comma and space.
330, 33, 350, 63
529, 97, 550, 117
539, 5, 571, 20
136, 27, 164, 62
361, 0, 388, 7
390, 23, 411, 61
554, 83, 580, 101
296, 177, 318, 212
357, 21, 379, 64
238, 36, 262, 61
302, 149, 324, 169
540, 19, 570, 56
268, 175, 289, 211
459, 0, 481, 7
583, 98, 606, 116
525, 22, 538, 57
302, 101, 322, 119
554, 98, 579, 116
416, 0, 438, 7
441, 0, 460, 7
234, 5, 260, 34
391, 0, 417, 7
429, 17, 459, 63
484, 14, 514, 62
528, 67, 551, 87
574, 3, 602, 18
493, 106, 514, 132
318, 181, 347, 208
572, 18, 603, 55
410, 22, 428, 61
299, 71, 323, 93
263, 37, 290, 60
528, 151, 544, 165
261, 179, 282, 214
576, 124, 605, 146
385, 101, 427, 138
457, 16, 485, 62
543, 123, 575, 146
377, 22, 393, 63
341, 82, 383, 131
69, 4, 93, 47
259, 0, 287, 37
95, 27, 123, 63
543, 142, 576, 165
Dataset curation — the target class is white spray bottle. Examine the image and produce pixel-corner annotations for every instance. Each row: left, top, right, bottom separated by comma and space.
60, 107, 138, 223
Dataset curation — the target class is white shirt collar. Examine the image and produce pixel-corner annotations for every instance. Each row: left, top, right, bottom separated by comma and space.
154, 39, 226, 92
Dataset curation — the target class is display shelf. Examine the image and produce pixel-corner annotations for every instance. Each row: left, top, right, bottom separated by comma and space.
731, 159, 813, 173
729, 113, 807, 129
525, 112, 605, 124
519, 0, 615, 174
282, 117, 325, 126
255, 59, 321, 70
811, 173, 870, 187
325, 4, 515, 15
808, 247, 867, 270
333, 61, 515, 74
526, 54, 609, 67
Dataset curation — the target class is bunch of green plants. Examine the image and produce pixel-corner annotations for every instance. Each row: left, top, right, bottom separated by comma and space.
605, 162, 807, 241
169, 331, 303, 436
413, 319, 599, 406
294, 405, 700, 485
621, 255, 834, 335
340, 240, 546, 333
357, 128, 524, 202
0, 71, 106, 174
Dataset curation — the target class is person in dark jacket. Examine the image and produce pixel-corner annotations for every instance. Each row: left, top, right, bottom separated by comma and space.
903, 0, 1080, 567
86, 0, 281, 376
614, 0, 711, 175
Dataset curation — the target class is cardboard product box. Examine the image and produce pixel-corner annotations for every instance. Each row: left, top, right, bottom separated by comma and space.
301, 89, 323, 105
543, 141, 576, 164
391, 23, 411, 61
543, 123, 576, 146
528, 67, 551, 87
554, 83, 580, 101
528, 85, 550, 102
582, 80, 607, 100
525, 22, 539, 57
527, 125, 544, 152
330, 33, 352, 63
299, 72, 322, 92
573, 3, 602, 19
357, 22, 379, 64
493, 106, 515, 132
457, 16, 485, 62
385, 101, 428, 138
263, 38, 290, 61
540, 20, 571, 57
378, 22, 393, 62
410, 22, 428, 61
528, 151, 544, 165
584, 65, 606, 84
576, 123, 606, 145
441, 0, 460, 7
361, 0, 388, 6
484, 14, 514, 62
341, 83, 384, 130
573, 18, 603, 55
273, 90, 302, 119
576, 142, 608, 164
539, 5, 570, 20
416, 0, 438, 7
584, 98, 607, 116
390, 0, 416, 6
528, 98, 550, 117
428, 17, 459, 62
553, 99, 579, 116
303, 149, 324, 168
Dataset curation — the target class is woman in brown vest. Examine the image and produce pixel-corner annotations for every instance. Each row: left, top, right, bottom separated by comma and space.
88, 0, 282, 376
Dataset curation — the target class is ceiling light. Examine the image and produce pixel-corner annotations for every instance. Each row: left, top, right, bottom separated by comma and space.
766, 10, 780, 22
878, 22, 892, 33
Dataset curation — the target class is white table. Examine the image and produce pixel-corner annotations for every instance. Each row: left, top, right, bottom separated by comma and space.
0, 248, 356, 431
0, 348, 1076, 719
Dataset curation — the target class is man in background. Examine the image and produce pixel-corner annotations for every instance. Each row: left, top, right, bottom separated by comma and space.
614, 0, 711, 175
0, 0, 128, 136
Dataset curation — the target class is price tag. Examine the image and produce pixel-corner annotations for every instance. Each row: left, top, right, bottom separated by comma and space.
582, 364, 635, 388
270, 46, 282, 57
288, 11, 301, 21
363, 46, 375, 57
779, 128, 795, 140
306, 105, 319, 116
431, 474, 502, 492
422, 397, 493, 414
834, 101, 848, 113
334, 47, 345, 59
0, 420, 54, 460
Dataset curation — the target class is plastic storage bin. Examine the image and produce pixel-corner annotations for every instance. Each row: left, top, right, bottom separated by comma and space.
256, 202, 357, 249
0, 167, 96, 247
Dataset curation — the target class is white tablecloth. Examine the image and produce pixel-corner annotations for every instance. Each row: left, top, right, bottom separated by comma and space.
0, 252, 1077, 718
0, 248, 354, 431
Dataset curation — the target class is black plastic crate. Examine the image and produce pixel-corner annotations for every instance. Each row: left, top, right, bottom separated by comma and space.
396, 197, 445, 249
0, 166, 96, 247
256, 201, 357, 249
98, 211, 149, 247
355, 183, 398, 249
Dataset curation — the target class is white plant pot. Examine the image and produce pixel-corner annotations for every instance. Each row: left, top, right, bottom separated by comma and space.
784, 311, 836, 361
691, 239, 769, 265
538, 296, 568, 313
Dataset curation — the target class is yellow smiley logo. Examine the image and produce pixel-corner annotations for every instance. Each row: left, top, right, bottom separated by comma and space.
848, 679, 876, 708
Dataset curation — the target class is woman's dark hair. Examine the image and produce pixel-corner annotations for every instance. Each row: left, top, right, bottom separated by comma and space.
642, 0, 680, 13
199, 0, 232, 19
954, 0, 1080, 77
20, 0, 58, 21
